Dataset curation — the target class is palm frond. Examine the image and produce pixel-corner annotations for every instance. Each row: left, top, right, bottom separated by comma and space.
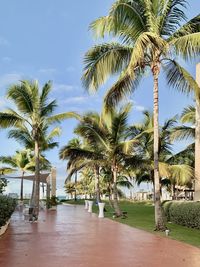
0, 112, 23, 128
163, 59, 200, 95
160, 0, 187, 36
180, 105, 195, 124
82, 43, 132, 91
170, 126, 194, 141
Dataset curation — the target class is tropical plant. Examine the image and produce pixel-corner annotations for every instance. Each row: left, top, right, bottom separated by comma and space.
0, 167, 16, 194
82, 0, 200, 230
60, 122, 104, 204
0, 80, 69, 219
0, 150, 34, 201
62, 104, 144, 216
128, 111, 193, 199
65, 182, 76, 199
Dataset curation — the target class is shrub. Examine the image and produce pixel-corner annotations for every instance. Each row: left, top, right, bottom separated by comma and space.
163, 201, 200, 229
46, 196, 59, 208
0, 195, 17, 228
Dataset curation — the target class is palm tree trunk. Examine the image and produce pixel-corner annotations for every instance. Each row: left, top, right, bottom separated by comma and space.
194, 63, 200, 201
112, 165, 122, 217
171, 183, 176, 200
74, 171, 77, 201
108, 183, 113, 208
94, 165, 101, 203
152, 62, 166, 231
33, 138, 40, 220
20, 171, 25, 201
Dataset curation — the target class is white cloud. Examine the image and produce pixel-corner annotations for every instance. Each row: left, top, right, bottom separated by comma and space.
66, 66, 75, 72
129, 99, 146, 112
0, 98, 8, 109
0, 37, 10, 46
53, 84, 75, 92
134, 105, 146, 112
0, 73, 23, 89
61, 96, 89, 104
38, 68, 57, 74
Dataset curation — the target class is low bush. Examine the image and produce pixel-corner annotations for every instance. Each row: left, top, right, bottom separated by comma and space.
162, 201, 200, 229
0, 195, 17, 228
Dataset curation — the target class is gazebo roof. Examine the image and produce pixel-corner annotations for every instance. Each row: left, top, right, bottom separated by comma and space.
2, 173, 50, 183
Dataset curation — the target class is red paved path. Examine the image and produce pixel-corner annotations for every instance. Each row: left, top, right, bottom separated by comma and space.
0, 205, 200, 267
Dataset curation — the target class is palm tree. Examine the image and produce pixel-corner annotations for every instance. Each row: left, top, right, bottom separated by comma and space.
82, 0, 200, 230
0, 150, 34, 201
0, 80, 69, 219
60, 134, 103, 204
65, 104, 144, 216
65, 182, 76, 199
129, 111, 193, 200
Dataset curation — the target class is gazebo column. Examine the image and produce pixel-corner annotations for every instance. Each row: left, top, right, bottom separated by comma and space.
46, 176, 51, 201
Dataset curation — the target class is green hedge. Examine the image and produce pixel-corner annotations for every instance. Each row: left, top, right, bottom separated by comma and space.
0, 195, 17, 228
163, 201, 200, 229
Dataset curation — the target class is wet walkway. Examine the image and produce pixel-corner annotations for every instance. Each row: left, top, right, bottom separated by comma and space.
0, 205, 200, 267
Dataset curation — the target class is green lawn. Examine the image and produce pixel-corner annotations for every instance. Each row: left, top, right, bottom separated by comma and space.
64, 199, 200, 248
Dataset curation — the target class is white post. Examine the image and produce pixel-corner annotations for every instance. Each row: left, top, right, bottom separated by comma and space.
84, 200, 89, 210
88, 201, 93, 213
98, 202, 105, 218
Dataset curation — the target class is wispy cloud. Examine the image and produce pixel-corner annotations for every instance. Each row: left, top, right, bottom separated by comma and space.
61, 96, 88, 104
38, 68, 57, 74
0, 73, 23, 89
66, 66, 75, 72
0, 37, 10, 46
0, 98, 8, 109
129, 99, 146, 112
52, 83, 76, 92
134, 105, 146, 112
60, 95, 101, 106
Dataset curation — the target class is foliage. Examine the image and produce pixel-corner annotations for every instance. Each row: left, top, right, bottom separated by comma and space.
163, 201, 200, 229
82, 0, 200, 108
0, 195, 16, 228
0, 178, 9, 194
0, 80, 70, 218
46, 196, 59, 208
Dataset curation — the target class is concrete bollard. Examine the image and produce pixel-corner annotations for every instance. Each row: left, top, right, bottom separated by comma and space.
88, 201, 93, 213
165, 229, 170, 236
84, 200, 89, 210
98, 202, 105, 218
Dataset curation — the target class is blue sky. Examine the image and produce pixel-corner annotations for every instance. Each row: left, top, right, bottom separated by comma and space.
0, 0, 199, 195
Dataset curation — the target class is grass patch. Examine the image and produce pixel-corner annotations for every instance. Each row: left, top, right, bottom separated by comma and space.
64, 199, 200, 248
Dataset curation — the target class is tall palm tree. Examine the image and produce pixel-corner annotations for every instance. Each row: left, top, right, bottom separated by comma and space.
65, 104, 144, 216
60, 134, 104, 203
82, 0, 200, 230
0, 150, 34, 201
63, 138, 82, 202
129, 111, 193, 199
0, 80, 69, 219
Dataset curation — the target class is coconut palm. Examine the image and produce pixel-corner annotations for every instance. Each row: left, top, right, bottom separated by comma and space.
82, 0, 200, 230
129, 111, 193, 199
0, 150, 34, 201
67, 104, 144, 216
65, 182, 76, 199
0, 80, 69, 219
60, 134, 104, 203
